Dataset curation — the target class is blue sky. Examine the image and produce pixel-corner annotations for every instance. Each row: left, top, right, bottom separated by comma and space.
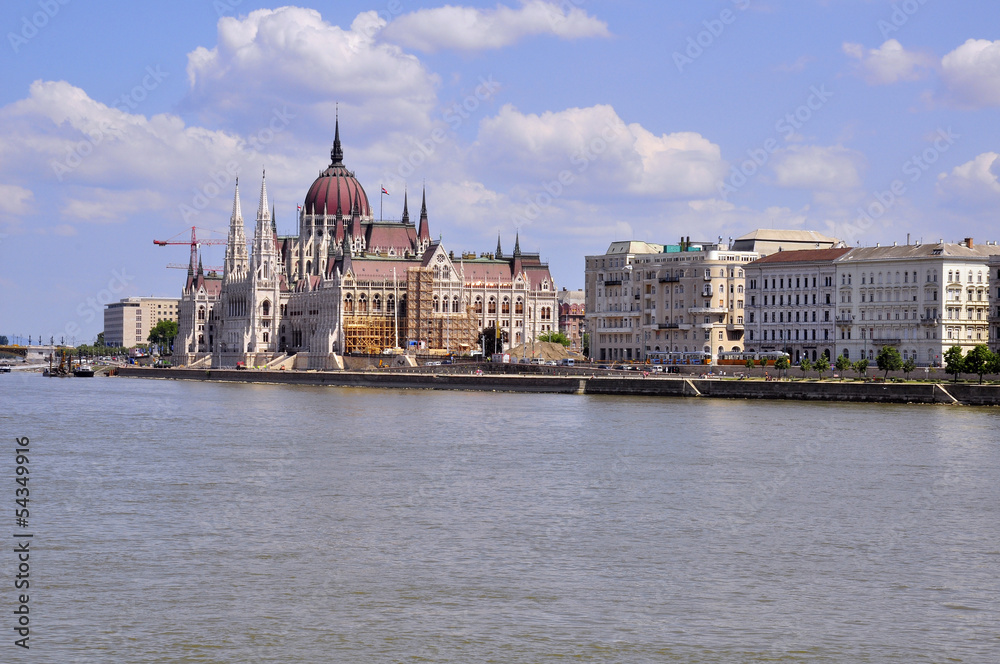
2, 0, 999, 344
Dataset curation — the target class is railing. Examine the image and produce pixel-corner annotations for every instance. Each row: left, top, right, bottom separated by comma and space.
871, 338, 902, 346
835, 316, 854, 325
920, 317, 940, 326
659, 276, 680, 283
658, 323, 679, 329
603, 279, 622, 286
689, 306, 727, 314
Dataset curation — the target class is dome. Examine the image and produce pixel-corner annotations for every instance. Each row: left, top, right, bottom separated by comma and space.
303, 122, 371, 217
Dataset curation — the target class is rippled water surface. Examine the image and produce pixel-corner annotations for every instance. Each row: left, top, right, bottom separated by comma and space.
4, 373, 1000, 662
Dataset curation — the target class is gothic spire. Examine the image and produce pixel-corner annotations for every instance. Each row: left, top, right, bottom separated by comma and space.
401, 189, 409, 224
257, 170, 270, 221
496, 234, 503, 259
331, 112, 344, 165
417, 187, 430, 242
513, 231, 521, 257
231, 176, 243, 221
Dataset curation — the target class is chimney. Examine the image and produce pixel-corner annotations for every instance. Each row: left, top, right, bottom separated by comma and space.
965, 237, 974, 249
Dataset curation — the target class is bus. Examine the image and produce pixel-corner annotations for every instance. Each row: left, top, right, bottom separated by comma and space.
646, 351, 711, 366
716, 350, 790, 366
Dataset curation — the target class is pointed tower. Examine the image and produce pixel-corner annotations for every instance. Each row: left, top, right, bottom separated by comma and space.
249, 171, 281, 354
224, 178, 249, 282
350, 189, 364, 253
513, 231, 521, 257
401, 189, 410, 225
417, 187, 431, 253
496, 234, 503, 259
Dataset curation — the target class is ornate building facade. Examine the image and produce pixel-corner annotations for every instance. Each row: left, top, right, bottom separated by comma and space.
177, 122, 557, 368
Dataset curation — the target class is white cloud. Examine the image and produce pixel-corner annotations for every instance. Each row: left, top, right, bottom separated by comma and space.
0, 184, 34, 217
60, 189, 168, 224
381, 1, 610, 53
770, 145, 864, 192
941, 39, 1000, 108
472, 104, 727, 200
936, 152, 1000, 203
843, 39, 935, 85
185, 7, 440, 136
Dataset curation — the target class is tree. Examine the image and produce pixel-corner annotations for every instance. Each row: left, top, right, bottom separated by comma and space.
943, 345, 965, 383
95, 332, 106, 347
798, 356, 812, 377
835, 354, 851, 379
477, 326, 508, 356
853, 358, 868, 378
582, 333, 590, 358
813, 354, 830, 379
147, 320, 179, 355
902, 358, 916, 380
963, 344, 992, 385
745, 358, 755, 375
757, 357, 769, 373
988, 351, 1000, 382
537, 331, 571, 347
0, 335, 8, 345
774, 356, 790, 378
876, 345, 903, 379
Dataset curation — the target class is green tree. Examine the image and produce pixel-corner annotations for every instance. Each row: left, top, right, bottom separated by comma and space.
876, 345, 903, 379
95, 331, 106, 347
943, 345, 965, 383
537, 331, 571, 347
835, 354, 851, 379
774, 356, 790, 378
853, 358, 868, 378
964, 344, 992, 384
987, 350, 1000, 381
0, 335, 8, 345
744, 357, 755, 375
757, 357, 769, 372
477, 326, 508, 356
582, 332, 590, 358
798, 356, 812, 377
813, 354, 830, 379
147, 320, 179, 355
902, 357, 916, 380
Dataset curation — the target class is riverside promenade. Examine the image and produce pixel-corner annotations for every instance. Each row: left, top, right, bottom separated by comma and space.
118, 367, 1000, 406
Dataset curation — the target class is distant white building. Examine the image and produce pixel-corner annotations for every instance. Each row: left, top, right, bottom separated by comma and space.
104, 297, 180, 347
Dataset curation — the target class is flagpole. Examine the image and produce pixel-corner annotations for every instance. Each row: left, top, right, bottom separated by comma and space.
380, 184, 384, 222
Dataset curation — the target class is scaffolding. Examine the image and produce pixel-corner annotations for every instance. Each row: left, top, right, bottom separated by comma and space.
406, 266, 479, 352
342, 314, 396, 354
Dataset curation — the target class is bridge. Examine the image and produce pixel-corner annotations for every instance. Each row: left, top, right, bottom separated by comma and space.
0, 345, 28, 358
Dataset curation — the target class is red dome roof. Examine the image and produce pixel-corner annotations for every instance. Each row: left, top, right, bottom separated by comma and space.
304, 166, 371, 217
303, 121, 371, 217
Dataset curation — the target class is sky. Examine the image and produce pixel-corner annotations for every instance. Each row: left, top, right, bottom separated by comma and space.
1, 0, 999, 345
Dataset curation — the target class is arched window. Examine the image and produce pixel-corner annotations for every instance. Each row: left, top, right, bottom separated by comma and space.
433, 295, 440, 313
344, 294, 353, 314
262, 300, 270, 317
452, 296, 460, 313
515, 298, 524, 315
502, 298, 510, 315
358, 294, 368, 313
372, 294, 381, 312
198, 307, 205, 320
474, 297, 483, 314
488, 298, 497, 314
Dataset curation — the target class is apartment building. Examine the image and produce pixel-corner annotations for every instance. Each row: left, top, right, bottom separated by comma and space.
991, 255, 1000, 355
745, 248, 852, 364
104, 297, 180, 347
586, 239, 759, 363
833, 239, 1000, 366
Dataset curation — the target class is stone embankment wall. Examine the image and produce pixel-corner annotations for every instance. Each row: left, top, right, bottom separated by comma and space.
118, 368, 1000, 406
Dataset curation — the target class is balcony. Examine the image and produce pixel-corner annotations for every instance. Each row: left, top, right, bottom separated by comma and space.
658, 323, 679, 330
920, 316, 941, 326
689, 306, 728, 314
603, 279, 622, 286
871, 338, 902, 346
659, 275, 681, 283
835, 316, 854, 325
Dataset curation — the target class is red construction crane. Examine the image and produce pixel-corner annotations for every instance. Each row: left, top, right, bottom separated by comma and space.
153, 226, 227, 272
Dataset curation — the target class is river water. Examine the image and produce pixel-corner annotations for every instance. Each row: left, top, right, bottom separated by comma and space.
3, 373, 999, 662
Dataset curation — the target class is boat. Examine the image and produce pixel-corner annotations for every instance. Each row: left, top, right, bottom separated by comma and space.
73, 363, 95, 377
0, 363, 11, 373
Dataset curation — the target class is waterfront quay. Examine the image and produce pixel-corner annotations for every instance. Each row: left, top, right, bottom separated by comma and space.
119, 366, 1000, 406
